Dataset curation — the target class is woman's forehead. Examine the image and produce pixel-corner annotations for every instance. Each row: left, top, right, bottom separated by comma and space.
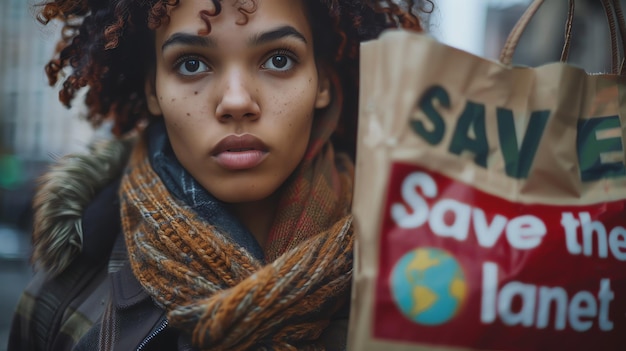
159, 0, 312, 38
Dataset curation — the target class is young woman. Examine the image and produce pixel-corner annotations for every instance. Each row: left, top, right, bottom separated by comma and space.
9, 0, 428, 349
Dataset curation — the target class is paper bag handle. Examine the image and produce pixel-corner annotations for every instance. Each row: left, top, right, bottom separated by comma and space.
499, 0, 626, 75
610, 0, 626, 73
601, 0, 625, 74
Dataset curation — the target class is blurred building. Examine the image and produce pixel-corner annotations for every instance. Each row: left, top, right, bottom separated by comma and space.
433, 0, 625, 73
487, 0, 623, 73
0, 0, 94, 226
0, 3, 97, 348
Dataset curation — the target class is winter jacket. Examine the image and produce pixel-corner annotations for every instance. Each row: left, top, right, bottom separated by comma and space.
7, 176, 187, 351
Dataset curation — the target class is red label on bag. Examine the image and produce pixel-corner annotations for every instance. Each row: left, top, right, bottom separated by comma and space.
373, 162, 626, 350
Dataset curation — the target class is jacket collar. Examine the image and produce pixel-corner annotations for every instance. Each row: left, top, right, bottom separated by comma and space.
112, 261, 152, 309
31, 137, 135, 276
109, 233, 152, 309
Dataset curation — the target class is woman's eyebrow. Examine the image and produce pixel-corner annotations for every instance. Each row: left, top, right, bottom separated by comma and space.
161, 25, 306, 52
249, 25, 307, 46
162, 33, 216, 51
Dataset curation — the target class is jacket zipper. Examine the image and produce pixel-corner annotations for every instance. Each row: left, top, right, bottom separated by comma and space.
136, 317, 168, 351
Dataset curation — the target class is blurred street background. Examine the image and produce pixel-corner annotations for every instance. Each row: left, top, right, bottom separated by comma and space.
1, 0, 96, 349
0, 0, 623, 349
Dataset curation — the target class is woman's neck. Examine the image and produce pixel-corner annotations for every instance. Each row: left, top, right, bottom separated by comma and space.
226, 192, 281, 250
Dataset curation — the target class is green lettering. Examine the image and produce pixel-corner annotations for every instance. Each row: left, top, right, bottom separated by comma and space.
449, 101, 488, 167
497, 108, 550, 179
577, 115, 625, 181
410, 85, 449, 145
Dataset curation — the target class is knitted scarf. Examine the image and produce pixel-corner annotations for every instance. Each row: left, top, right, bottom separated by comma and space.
119, 91, 355, 350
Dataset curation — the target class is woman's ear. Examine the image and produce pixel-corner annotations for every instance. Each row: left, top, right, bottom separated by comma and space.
144, 73, 162, 116
314, 65, 332, 109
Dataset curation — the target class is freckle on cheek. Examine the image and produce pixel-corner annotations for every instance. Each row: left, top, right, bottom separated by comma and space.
171, 98, 176, 102
194, 91, 198, 95
186, 113, 190, 116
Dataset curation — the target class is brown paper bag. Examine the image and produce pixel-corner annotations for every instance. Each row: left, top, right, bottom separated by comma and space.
348, 1, 626, 350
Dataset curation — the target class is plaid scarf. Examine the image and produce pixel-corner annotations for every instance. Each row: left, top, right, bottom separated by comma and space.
147, 120, 266, 261
119, 85, 355, 349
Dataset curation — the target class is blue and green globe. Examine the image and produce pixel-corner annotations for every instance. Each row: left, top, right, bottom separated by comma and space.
390, 247, 466, 326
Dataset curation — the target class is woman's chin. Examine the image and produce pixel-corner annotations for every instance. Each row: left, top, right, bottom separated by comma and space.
211, 185, 278, 205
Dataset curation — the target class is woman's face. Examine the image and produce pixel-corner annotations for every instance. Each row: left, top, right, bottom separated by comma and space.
146, 0, 330, 203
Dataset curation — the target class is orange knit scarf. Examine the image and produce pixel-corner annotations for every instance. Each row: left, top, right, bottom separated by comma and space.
119, 135, 354, 350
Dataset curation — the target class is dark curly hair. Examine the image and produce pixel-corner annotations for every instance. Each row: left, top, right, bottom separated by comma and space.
36, 0, 432, 155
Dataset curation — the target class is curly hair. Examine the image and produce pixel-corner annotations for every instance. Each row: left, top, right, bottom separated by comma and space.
36, 0, 432, 154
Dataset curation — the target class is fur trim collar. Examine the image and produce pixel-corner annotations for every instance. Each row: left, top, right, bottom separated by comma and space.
31, 137, 135, 276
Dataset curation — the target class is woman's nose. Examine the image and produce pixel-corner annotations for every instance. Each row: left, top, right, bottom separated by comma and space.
215, 69, 260, 122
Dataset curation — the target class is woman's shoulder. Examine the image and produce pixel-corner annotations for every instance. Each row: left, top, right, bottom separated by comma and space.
8, 137, 136, 350
31, 136, 135, 275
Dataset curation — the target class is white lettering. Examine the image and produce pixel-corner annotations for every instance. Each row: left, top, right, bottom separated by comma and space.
429, 199, 470, 241
561, 212, 625, 260
568, 291, 597, 332
392, 172, 547, 250
391, 172, 436, 228
498, 282, 536, 327
598, 279, 614, 331
580, 212, 608, 258
536, 286, 567, 330
473, 209, 507, 247
561, 212, 582, 255
506, 215, 546, 250
481, 262, 614, 332
608, 226, 626, 261
480, 262, 498, 324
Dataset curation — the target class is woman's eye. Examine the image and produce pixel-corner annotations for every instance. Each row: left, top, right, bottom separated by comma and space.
262, 54, 294, 72
176, 58, 209, 76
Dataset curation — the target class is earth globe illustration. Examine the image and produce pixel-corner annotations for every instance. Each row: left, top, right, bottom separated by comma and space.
390, 247, 467, 325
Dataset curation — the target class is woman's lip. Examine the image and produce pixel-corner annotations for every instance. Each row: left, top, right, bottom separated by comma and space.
212, 134, 268, 155
214, 150, 267, 170
212, 134, 268, 170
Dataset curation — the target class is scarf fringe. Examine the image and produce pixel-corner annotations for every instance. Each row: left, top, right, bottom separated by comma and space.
179, 217, 353, 350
